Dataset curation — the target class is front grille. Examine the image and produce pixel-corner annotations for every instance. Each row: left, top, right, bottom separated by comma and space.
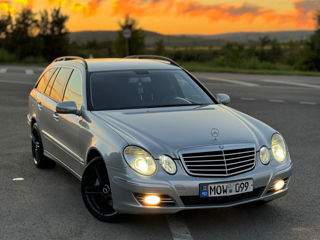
181, 187, 265, 206
180, 144, 256, 177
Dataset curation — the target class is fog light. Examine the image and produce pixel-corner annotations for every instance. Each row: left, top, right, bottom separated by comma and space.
273, 179, 285, 191
144, 195, 161, 206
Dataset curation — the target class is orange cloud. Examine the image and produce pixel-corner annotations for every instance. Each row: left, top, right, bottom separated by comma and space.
47, 0, 103, 15
0, 0, 33, 15
112, 0, 174, 17
112, 0, 320, 28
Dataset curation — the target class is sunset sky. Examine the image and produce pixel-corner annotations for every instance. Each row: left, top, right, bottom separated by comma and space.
0, 0, 319, 34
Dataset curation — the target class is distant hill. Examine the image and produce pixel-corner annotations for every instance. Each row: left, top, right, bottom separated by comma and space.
69, 30, 313, 47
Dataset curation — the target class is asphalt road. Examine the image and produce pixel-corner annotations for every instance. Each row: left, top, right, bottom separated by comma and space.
0, 66, 319, 240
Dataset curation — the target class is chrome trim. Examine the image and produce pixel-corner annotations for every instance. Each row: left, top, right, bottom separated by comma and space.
44, 150, 82, 180
41, 130, 84, 163
178, 143, 256, 177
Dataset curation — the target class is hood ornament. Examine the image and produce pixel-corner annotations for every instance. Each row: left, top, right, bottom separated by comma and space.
211, 128, 220, 141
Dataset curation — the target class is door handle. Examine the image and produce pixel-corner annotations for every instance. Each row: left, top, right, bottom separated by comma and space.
53, 113, 60, 121
37, 102, 43, 111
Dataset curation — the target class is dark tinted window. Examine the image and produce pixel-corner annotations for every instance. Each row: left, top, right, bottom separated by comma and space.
63, 70, 83, 108
45, 68, 60, 95
36, 68, 56, 92
90, 70, 214, 110
50, 68, 73, 102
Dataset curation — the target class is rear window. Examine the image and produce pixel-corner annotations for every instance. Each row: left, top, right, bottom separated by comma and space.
50, 68, 73, 102
36, 68, 56, 93
89, 70, 214, 110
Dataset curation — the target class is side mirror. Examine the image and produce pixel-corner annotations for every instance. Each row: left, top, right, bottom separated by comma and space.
216, 93, 231, 105
56, 101, 81, 116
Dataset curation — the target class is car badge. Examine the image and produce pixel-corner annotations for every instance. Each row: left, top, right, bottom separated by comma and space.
211, 128, 220, 140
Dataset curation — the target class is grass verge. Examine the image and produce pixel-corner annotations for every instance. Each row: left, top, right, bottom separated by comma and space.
180, 61, 320, 76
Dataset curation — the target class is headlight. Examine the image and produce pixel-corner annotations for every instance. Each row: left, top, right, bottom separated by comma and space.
271, 133, 287, 162
124, 146, 156, 176
259, 146, 270, 165
159, 155, 177, 175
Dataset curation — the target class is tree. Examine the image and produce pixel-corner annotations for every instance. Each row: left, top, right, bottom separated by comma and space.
297, 12, 320, 71
5, 9, 41, 59
0, 14, 12, 48
0, 14, 11, 37
154, 39, 165, 55
113, 16, 145, 57
38, 8, 69, 61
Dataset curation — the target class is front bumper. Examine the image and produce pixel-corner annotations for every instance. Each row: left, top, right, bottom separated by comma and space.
109, 160, 293, 214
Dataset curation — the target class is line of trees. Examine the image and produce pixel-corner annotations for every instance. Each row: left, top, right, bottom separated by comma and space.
0, 8, 69, 62
0, 9, 319, 72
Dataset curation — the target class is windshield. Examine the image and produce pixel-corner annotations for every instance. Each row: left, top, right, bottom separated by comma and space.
89, 70, 214, 110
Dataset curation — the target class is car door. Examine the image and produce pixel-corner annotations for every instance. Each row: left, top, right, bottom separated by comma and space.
39, 67, 73, 165
52, 69, 86, 175
33, 67, 58, 150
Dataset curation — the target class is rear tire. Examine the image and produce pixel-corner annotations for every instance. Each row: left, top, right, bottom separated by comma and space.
81, 157, 119, 222
31, 123, 56, 169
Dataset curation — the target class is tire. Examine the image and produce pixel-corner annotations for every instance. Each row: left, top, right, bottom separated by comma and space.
31, 123, 56, 169
81, 157, 119, 222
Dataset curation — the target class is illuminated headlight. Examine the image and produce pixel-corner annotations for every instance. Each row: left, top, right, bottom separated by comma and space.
259, 146, 270, 165
124, 146, 156, 176
159, 155, 177, 175
271, 133, 287, 163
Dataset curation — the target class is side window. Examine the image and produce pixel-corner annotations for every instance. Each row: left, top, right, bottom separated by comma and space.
45, 68, 60, 95
50, 68, 73, 102
36, 68, 56, 93
63, 70, 83, 108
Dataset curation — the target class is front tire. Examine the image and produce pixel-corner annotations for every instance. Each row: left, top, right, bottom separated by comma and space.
81, 157, 119, 222
31, 123, 56, 169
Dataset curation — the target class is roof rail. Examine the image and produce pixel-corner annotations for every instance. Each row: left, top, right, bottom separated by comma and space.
53, 56, 88, 70
125, 55, 180, 67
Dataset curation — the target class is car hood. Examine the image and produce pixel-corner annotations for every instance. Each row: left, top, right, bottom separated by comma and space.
93, 105, 274, 158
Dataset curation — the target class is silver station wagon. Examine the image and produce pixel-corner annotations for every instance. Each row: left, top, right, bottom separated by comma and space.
27, 56, 292, 222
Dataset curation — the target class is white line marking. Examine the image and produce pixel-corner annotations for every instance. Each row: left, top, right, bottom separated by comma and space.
261, 79, 320, 89
204, 76, 259, 87
299, 101, 317, 105
167, 215, 193, 240
25, 69, 34, 75
269, 99, 284, 103
12, 178, 24, 181
0, 68, 8, 73
241, 97, 255, 101
0, 80, 34, 85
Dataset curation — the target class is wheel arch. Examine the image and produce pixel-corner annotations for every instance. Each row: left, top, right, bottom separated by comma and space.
86, 147, 103, 165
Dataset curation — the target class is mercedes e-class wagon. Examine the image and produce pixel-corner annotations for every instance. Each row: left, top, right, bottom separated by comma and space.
27, 56, 292, 222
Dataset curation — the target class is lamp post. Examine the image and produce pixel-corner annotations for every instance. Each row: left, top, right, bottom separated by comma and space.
123, 28, 132, 56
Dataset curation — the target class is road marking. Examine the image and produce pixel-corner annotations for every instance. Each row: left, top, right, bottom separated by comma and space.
299, 101, 317, 105
204, 76, 259, 87
0, 80, 34, 85
0, 68, 8, 73
12, 178, 24, 181
261, 79, 320, 89
166, 215, 193, 240
269, 99, 284, 103
241, 97, 255, 101
25, 69, 34, 75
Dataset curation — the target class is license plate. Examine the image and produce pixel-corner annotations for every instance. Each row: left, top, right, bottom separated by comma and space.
200, 179, 253, 197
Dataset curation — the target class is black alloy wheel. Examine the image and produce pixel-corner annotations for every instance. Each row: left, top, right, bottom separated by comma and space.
81, 157, 119, 222
31, 123, 56, 169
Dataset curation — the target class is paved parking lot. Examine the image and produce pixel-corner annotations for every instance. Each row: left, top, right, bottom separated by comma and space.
0, 66, 319, 240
